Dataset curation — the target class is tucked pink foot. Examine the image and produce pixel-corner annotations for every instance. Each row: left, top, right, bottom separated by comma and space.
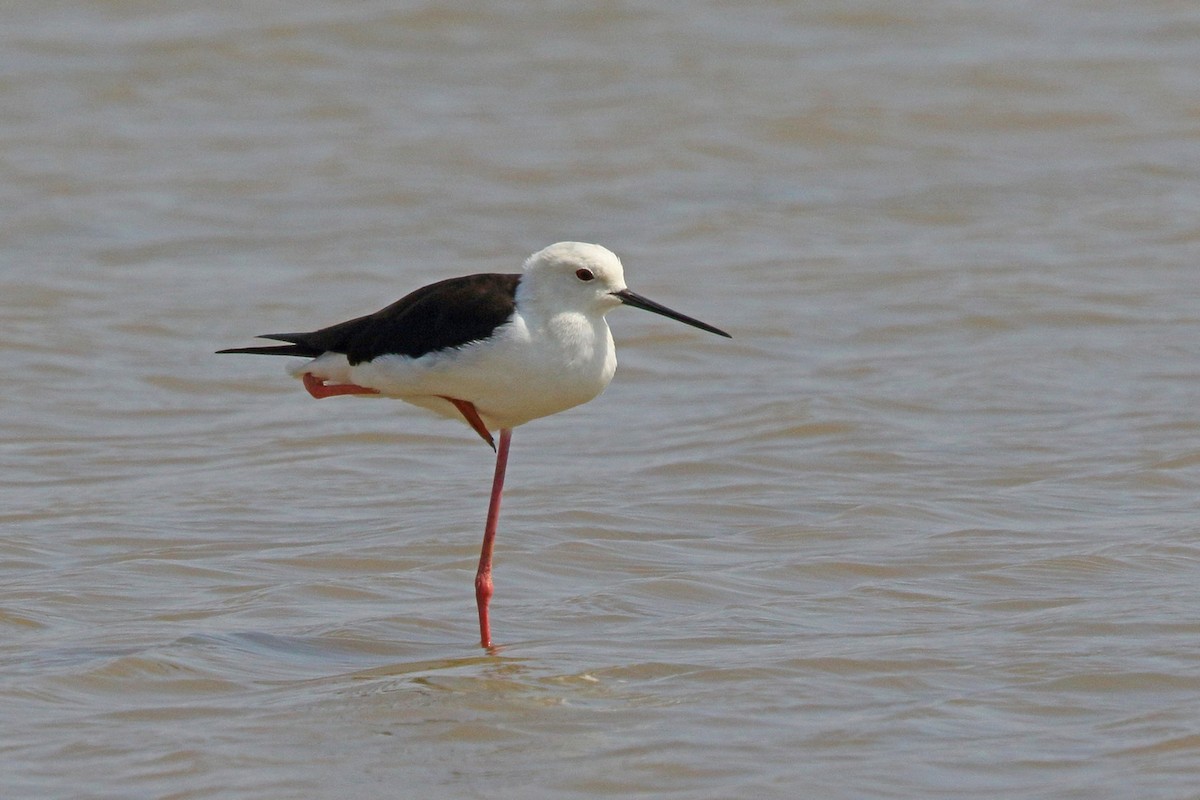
302, 372, 381, 399
440, 396, 496, 450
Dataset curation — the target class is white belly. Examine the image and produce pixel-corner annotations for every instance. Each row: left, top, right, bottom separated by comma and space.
291, 313, 617, 431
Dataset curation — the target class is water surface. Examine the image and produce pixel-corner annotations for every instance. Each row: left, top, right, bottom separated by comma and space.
3, 2, 1199, 798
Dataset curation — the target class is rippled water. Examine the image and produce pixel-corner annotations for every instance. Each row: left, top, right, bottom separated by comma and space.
3, 2, 1200, 798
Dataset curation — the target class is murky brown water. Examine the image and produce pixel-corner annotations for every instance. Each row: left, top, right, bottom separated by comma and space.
3, 2, 1200, 798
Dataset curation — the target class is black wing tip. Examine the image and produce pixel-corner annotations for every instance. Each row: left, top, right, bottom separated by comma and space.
215, 335, 319, 357
691, 324, 732, 339
214, 345, 300, 356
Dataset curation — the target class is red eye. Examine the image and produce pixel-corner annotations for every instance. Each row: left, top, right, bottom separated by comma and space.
575, 268, 595, 281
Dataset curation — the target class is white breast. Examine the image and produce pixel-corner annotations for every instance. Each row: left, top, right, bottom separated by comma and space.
325, 307, 617, 431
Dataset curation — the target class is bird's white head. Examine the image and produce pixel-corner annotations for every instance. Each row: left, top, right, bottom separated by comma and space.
521, 241, 733, 338
521, 242, 628, 317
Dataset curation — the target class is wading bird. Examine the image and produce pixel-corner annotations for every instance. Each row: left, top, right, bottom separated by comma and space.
218, 242, 730, 647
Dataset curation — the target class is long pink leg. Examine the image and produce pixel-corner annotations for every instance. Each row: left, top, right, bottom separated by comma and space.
476, 427, 512, 649
301, 377, 505, 645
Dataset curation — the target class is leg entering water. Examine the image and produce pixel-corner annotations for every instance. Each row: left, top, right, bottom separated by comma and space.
476, 427, 512, 649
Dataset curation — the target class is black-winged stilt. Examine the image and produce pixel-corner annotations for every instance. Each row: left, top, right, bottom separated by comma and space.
218, 242, 731, 648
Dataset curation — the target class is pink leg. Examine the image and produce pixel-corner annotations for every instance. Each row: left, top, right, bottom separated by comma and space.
476, 427, 512, 649
440, 396, 496, 450
303, 372, 380, 399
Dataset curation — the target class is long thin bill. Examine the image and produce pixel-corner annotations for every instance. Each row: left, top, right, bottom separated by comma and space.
613, 289, 731, 338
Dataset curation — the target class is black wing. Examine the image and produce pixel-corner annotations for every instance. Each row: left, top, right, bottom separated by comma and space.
217, 273, 522, 365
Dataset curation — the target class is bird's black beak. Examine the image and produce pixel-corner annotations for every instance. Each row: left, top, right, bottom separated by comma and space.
613, 289, 732, 338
